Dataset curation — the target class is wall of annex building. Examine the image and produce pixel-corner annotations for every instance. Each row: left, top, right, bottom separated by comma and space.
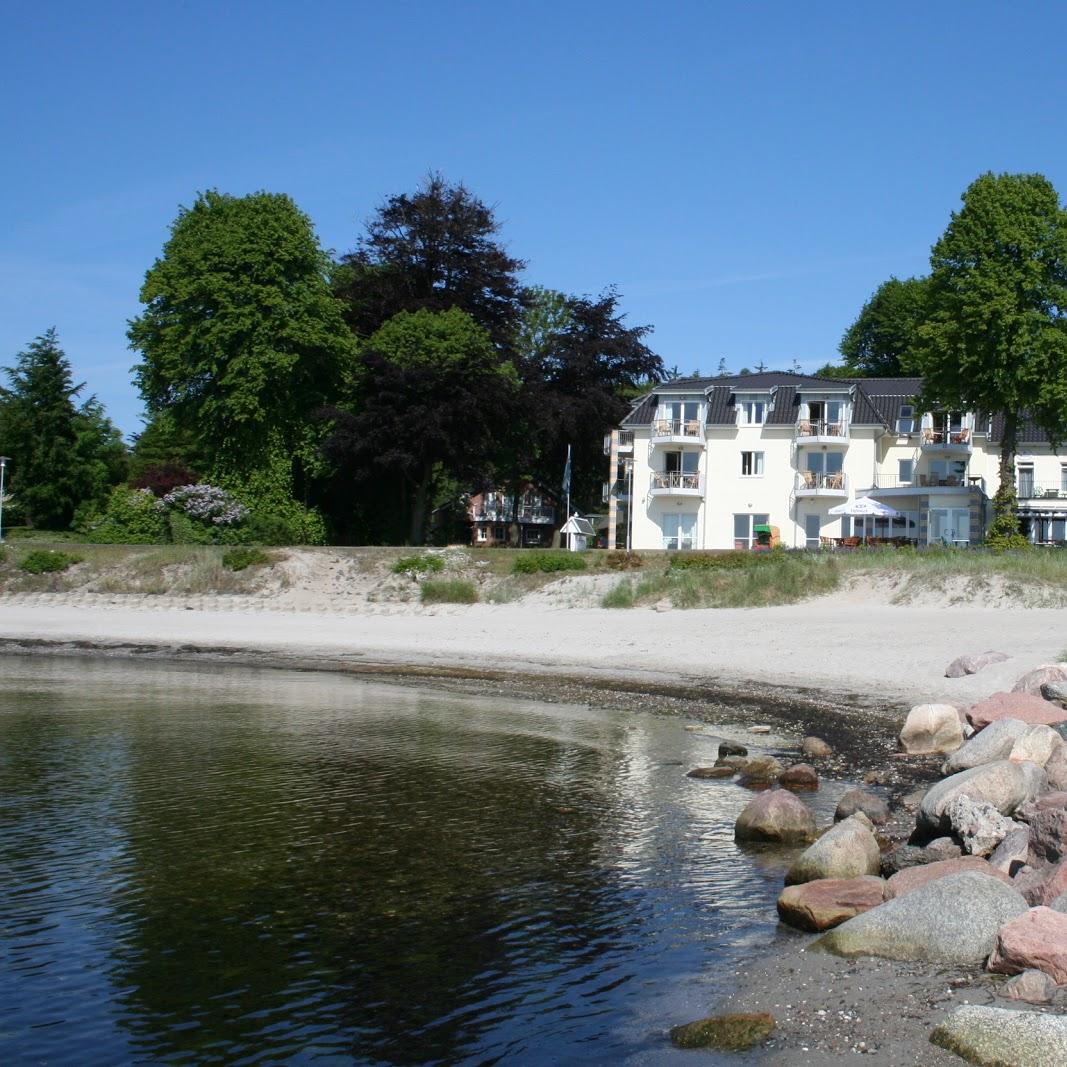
628, 429, 707, 549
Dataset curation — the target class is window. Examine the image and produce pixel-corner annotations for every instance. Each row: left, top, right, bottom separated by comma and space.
737, 398, 766, 425
897, 405, 914, 434
663, 512, 697, 550
928, 458, 967, 486
741, 451, 764, 476
475, 526, 487, 542
1062, 466, 1067, 494
1018, 464, 1035, 498
733, 513, 770, 550
898, 459, 914, 485
804, 514, 821, 550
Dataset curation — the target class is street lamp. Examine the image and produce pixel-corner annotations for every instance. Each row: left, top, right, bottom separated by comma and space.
624, 458, 634, 552
0, 457, 8, 542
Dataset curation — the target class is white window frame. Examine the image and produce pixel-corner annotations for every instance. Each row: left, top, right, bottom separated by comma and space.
740, 450, 765, 477
898, 458, 914, 485
662, 512, 698, 551
736, 396, 766, 425
897, 405, 914, 434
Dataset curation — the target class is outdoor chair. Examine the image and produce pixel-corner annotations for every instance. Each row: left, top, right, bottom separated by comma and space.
802, 471, 816, 488
797, 420, 813, 436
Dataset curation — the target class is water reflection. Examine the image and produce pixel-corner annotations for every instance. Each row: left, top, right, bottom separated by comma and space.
0, 657, 845, 1064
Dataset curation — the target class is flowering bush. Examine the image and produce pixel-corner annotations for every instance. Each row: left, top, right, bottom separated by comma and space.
162, 484, 249, 526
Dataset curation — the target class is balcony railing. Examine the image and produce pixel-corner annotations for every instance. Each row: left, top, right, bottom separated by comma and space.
603, 429, 636, 456
649, 470, 703, 494
473, 506, 514, 522
921, 427, 973, 451
795, 471, 849, 494
795, 418, 850, 441
518, 505, 554, 523
651, 418, 704, 441
1018, 482, 1067, 500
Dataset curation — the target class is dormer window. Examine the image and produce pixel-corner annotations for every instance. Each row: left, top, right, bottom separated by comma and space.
737, 397, 766, 425
897, 405, 914, 434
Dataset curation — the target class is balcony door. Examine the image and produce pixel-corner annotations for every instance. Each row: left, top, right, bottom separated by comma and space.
929, 508, 970, 545
663, 512, 698, 550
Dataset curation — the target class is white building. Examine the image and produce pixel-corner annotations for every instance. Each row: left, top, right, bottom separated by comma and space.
603, 372, 1067, 550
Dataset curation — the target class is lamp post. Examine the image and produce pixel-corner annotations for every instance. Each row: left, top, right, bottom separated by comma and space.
625, 458, 634, 552
0, 457, 8, 542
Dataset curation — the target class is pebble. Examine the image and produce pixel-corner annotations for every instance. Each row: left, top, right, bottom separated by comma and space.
749, 725, 772, 734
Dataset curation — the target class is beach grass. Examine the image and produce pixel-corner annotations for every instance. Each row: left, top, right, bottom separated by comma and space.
420, 578, 479, 604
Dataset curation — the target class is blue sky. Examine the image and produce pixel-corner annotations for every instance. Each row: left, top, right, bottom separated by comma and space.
3, 1, 1067, 437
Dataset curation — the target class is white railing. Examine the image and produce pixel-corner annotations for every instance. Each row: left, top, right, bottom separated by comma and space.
1018, 482, 1067, 500
650, 471, 703, 493
518, 505, 554, 523
795, 419, 850, 439
795, 471, 849, 493
651, 418, 704, 440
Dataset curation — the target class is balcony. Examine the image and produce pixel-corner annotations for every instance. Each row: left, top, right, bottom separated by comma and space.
472, 506, 514, 523
920, 427, 973, 454
518, 505, 554, 524
1018, 482, 1067, 502
649, 470, 703, 497
795, 471, 849, 498
868, 473, 984, 495
794, 418, 850, 445
650, 418, 705, 446
602, 429, 635, 456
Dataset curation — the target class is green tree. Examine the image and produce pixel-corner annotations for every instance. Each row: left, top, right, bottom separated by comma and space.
129, 190, 355, 479
73, 396, 129, 510
839, 276, 930, 377
0, 329, 86, 528
909, 173, 1067, 541
321, 308, 518, 544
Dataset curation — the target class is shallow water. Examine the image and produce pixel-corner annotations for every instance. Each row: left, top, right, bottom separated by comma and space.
0, 656, 845, 1064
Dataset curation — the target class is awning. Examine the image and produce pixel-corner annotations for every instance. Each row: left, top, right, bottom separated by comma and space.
827, 497, 902, 518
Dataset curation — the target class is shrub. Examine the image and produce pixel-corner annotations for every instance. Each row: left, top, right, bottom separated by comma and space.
392, 554, 446, 577
162, 484, 249, 526
243, 510, 303, 546
669, 551, 765, 570
601, 580, 635, 608
19, 549, 83, 574
420, 578, 478, 604
512, 551, 588, 574
81, 485, 168, 543
131, 462, 200, 497
221, 547, 271, 572
604, 551, 644, 570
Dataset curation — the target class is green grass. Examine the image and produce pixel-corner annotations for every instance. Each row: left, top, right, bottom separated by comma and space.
392, 553, 446, 577
18, 549, 83, 574
221, 547, 271, 572
512, 550, 588, 574
601, 579, 635, 608
420, 578, 479, 604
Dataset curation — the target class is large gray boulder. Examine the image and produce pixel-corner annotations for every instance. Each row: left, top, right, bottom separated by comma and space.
899, 703, 965, 755
734, 788, 815, 844
930, 1005, 1067, 1066
942, 717, 1028, 775
1014, 664, 1067, 694
834, 788, 889, 825
1009, 724, 1064, 767
918, 760, 1047, 833
784, 813, 880, 886
816, 871, 1028, 963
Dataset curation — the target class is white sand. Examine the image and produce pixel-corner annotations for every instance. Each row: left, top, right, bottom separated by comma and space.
1, 595, 1064, 711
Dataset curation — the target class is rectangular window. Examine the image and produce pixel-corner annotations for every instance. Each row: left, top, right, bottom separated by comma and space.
475, 526, 487, 542
1061, 466, 1067, 494
804, 513, 821, 549
663, 512, 698, 551
733, 513, 770, 550
738, 399, 766, 425
898, 459, 914, 485
897, 405, 914, 434
741, 451, 764, 476
1018, 464, 1035, 498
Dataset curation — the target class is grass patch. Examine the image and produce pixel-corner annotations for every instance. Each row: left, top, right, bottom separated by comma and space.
392, 553, 446, 578
420, 578, 479, 604
512, 551, 587, 574
601, 580, 635, 608
222, 547, 271, 572
18, 549, 83, 574
603, 550, 645, 570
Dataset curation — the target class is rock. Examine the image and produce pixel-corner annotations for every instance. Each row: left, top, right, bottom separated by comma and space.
834, 788, 889, 825
785, 814, 880, 886
818, 871, 1028, 964
1014, 861, 1067, 907
1010, 724, 1064, 767
1046, 745, 1067, 790
1015, 791, 1067, 823
928, 836, 966, 860
1042, 679, 1067, 705
1027, 805, 1067, 866
801, 736, 833, 758
946, 651, 1009, 678
968, 691, 1067, 731
686, 766, 735, 779
862, 769, 891, 786
881, 842, 963, 877
930, 1005, 1067, 1066
668, 1012, 776, 1051
988, 826, 1030, 876
778, 764, 819, 791
1013, 664, 1067, 694
1001, 968, 1059, 1004
942, 717, 1029, 775
918, 760, 1048, 833
945, 794, 1015, 856
1050, 891, 1067, 913
886, 856, 1014, 898
734, 789, 816, 844
776, 876, 887, 932
654, 599, 672, 612
748, 725, 771, 734
738, 755, 783, 780
899, 703, 965, 755
718, 742, 748, 758
988, 906, 1067, 984
715, 755, 749, 771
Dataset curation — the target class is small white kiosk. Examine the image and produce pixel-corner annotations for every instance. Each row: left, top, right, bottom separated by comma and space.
560, 515, 596, 552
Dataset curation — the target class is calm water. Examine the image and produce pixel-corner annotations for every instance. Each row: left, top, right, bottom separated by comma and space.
0, 656, 844, 1065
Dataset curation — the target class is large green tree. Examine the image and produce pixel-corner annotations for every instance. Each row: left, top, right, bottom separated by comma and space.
909, 172, 1067, 541
334, 174, 527, 347
129, 190, 355, 479
321, 308, 518, 544
839, 275, 930, 377
0, 328, 114, 529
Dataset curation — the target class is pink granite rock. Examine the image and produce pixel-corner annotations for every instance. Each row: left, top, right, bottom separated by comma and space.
1027, 807, 1067, 866
968, 692, 1067, 731
1014, 860, 1067, 906
776, 876, 888, 932
778, 764, 819, 791
1001, 969, 1059, 1003
988, 906, 1067, 984
886, 857, 1013, 899
1013, 664, 1067, 694
946, 651, 1009, 678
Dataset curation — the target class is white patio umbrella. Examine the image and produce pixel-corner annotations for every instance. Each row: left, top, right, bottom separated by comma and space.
827, 497, 901, 518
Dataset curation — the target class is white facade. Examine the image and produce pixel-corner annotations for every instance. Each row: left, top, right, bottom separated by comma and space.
606, 373, 1067, 551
